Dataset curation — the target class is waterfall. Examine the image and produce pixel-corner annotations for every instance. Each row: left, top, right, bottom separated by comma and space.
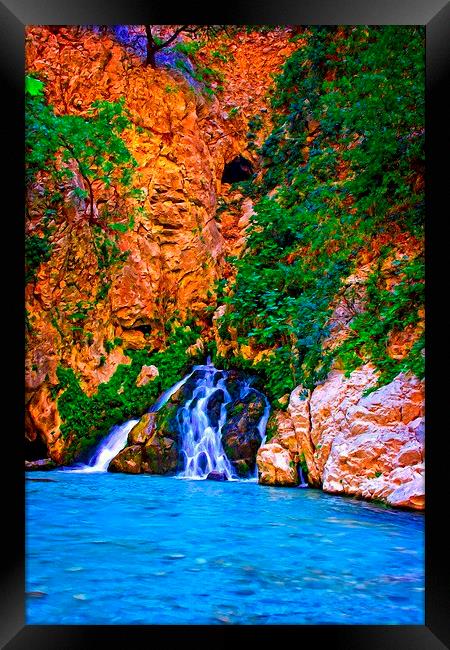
68, 362, 270, 479
177, 365, 235, 480
69, 371, 196, 474
68, 419, 139, 473
177, 365, 269, 480
149, 371, 194, 412
298, 465, 308, 488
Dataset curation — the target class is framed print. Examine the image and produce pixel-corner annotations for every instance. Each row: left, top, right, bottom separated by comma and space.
2, 0, 449, 647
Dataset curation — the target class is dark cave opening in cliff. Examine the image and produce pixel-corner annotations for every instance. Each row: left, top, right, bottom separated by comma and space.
222, 155, 254, 183
25, 434, 49, 461
131, 324, 152, 335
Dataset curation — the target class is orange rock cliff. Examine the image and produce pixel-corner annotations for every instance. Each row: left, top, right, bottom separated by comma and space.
25, 26, 424, 510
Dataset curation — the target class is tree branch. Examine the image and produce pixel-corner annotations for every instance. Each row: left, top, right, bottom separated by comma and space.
59, 136, 96, 222
157, 25, 190, 50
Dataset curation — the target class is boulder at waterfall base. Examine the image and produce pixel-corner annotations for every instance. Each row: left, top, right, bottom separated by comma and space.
222, 390, 266, 476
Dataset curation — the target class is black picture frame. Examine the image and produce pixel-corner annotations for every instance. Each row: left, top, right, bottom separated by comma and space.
2, 0, 449, 647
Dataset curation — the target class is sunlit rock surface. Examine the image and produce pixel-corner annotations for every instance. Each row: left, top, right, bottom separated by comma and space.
258, 366, 425, 510
25, 26, 296, 458
257, 443, 298, 486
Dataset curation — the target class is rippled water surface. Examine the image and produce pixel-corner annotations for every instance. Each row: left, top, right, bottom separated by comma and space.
26, 472, 424, 624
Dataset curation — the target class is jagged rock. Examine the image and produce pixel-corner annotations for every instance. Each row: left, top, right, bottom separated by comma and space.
25, 25, 297, 462
110, 395, 181, 475
135, 365, 159, 387
206, 470, 228, 481
186, 338, 204, 358
320, 370, 425, 510
259, 366, 425, 510
154, 402, 180, 443
221, 390, 266, 476
25, 458, 57, 471
222, 370, 244, 402
206, 389, 225, 428
143, 436, 178, 474
231, 459, 251, 476
127, 413, 157, 445
108, 445, 143, 474
257, 443, 298, 486
269, 411, 300, 455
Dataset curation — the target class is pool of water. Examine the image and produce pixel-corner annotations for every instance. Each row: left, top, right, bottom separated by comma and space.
26, 471, 424, 624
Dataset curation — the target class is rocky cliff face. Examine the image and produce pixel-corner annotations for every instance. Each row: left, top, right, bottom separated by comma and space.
25, 26, 425, 511
25, 26, 297, 462
257, 367, 424, 510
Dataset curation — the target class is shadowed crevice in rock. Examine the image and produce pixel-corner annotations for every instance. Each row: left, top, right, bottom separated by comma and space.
25, 433, 49, 462
222, 155, 254, 183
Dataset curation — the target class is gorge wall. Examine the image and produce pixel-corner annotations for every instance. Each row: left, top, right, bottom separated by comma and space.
25, 26, 425, 510
25, 26, 296, 461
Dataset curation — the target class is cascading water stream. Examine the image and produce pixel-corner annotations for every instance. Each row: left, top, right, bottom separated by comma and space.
69, 372, 196, 473
298, 466, 308, 488
67, 419, 139, 473
177, 365, 235, 480
68, 361, 270, 480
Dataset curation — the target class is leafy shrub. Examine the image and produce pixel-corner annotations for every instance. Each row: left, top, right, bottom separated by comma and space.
56, 325, 200, 462
25, 233, 52, 283
216, 26, 424, 399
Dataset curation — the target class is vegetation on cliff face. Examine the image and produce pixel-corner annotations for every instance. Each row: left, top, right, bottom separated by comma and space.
26, 75, 140, 208
25, 74, 142, 288
24, 25, 425, 461
216, 26, 424, 404
55, 325, 201, 462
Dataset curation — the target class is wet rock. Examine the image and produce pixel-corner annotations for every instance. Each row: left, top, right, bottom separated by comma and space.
224, 370, 244, 402
143, 436, 178, 474
176, 369, 208, 403
207, 389, 225, 428
108, 445, 143, 474
213, 371, 225, 386
127, 413, 157, 445
110, 398, 181, 475
154, 402, 180, 443
221, 390, 266, 475
230, 459, 251, 476
25, 458, 57, 471
206, 470, 228, 481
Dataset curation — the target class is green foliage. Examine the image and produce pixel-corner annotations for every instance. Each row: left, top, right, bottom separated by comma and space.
25, 75, 44, 96
298, 452, 308, 476
164, 84, 178, 94
104, 337, 124, 353
25, 232, 53, 283
337, 254, 425, 390
264, 413, 278, 441
56, 325, 200, 462
26, 78, 137, 192
211, 49, 230, 63
228, 107, 240, 118
174, 57, 224, 98
104, 339, 114, 354
173, 40, 203, 57
92, 224, 129, 271
216, 26, 424, 399
26, 76, 142, 290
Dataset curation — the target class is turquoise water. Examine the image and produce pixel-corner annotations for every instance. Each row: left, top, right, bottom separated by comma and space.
26, 471, 424, 625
